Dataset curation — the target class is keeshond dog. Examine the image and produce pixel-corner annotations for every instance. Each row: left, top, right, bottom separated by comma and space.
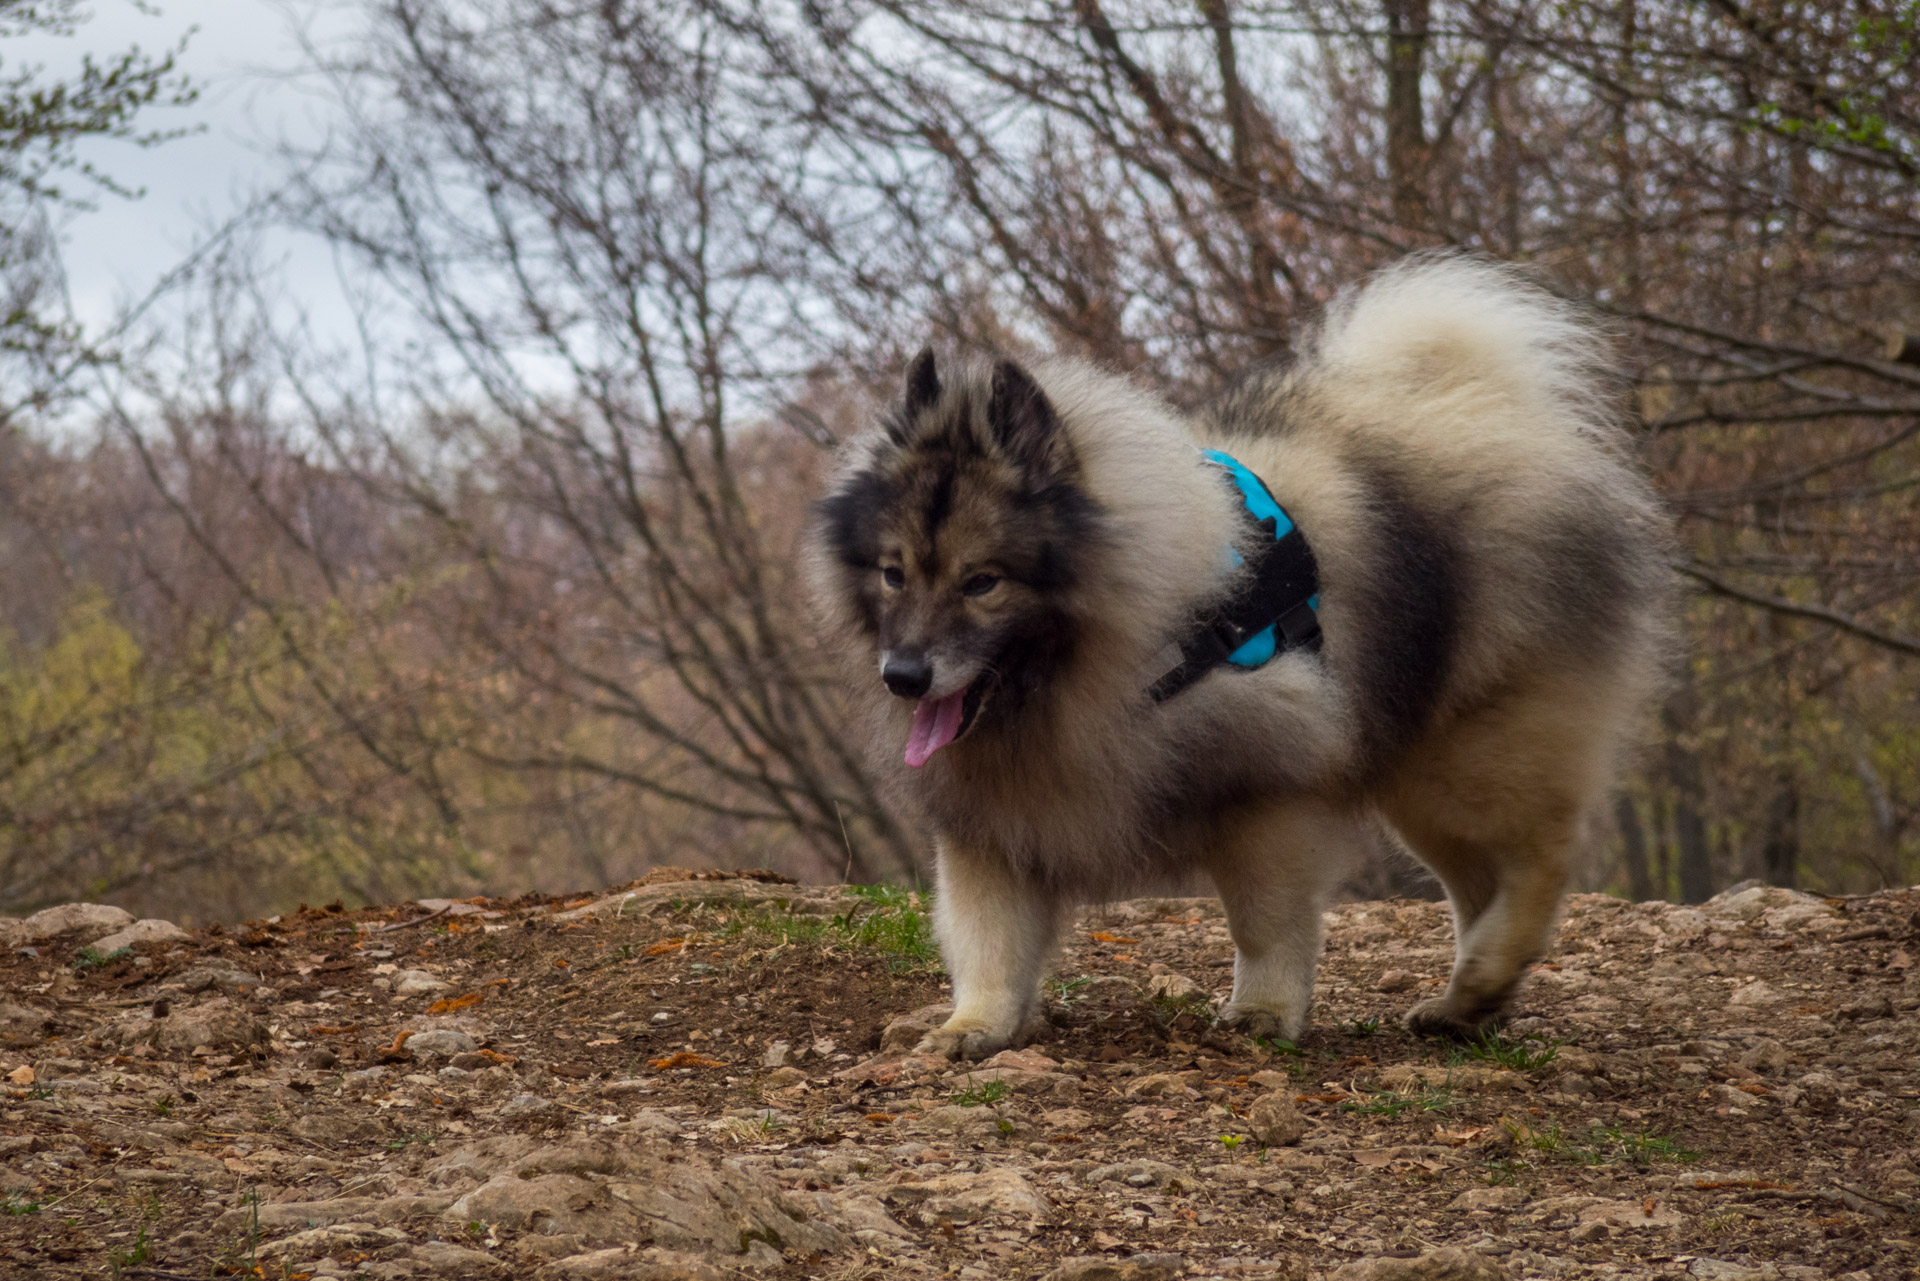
806, 257, 1669, 1059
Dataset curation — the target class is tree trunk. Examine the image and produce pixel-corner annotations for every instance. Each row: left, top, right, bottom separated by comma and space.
1759, 777, 1799, 889
1383, 0, 1429, 230
1664, 693, 1715, 904
1614, 793, 1656, 902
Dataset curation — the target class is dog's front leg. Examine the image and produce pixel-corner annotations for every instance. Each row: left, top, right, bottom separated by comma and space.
915, 839, 1060, 1061
1206, 800, 1368, 1042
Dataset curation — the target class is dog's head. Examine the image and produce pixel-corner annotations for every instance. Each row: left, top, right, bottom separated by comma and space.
815, 350, 1104, 767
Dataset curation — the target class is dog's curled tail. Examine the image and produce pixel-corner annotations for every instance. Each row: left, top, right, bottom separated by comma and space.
1307, 253, 1619, 448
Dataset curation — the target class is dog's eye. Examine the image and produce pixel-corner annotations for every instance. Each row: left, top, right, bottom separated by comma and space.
881, 566, 904, 589
962, 573, 1000, 597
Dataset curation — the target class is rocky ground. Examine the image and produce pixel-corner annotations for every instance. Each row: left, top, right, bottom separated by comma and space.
1, 869, 1915, 1281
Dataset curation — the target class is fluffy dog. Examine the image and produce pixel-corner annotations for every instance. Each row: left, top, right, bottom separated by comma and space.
807, 257, 1670, 1058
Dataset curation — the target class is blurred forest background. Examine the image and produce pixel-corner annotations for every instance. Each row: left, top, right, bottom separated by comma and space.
1, 0, 1916, 923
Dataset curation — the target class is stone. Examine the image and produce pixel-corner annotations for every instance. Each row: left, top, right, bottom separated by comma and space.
1328, 1247, 1512, 1280
1377, 969, 1421, 993
392, 969, 451, 997
762, 1039, 793, 1068
98, 998, 268, 1053
1728, 981, 1780, 1007
500, 1093, 560, 1119
1247, 1091, 1307, 1146
979, 1047, 1059, 1073
1083, 1160, 1188, 1190
879, 1003, 953, 1053
90, 919, 191, 952
406, 1242, 510, 1274
256, 1222, 413, 1258
886, 1168, 1054, 1225
765, 1066, 807, 1087
19, 902, 134, 941
176, 967, 263, 994
1042, 1255, 1185, 1281
534, 1247, 730, 1280
1379, 1063, 1528, 1093
1144, 972, 1207, 1004
1738, 1037, 1790, 1075
1448, 1186, 1528, 1211
1124, 1071, 1200, 1098
0, 1002, 52, 1036
405, 1029, 479, 1058
445, 1136, 845, 1254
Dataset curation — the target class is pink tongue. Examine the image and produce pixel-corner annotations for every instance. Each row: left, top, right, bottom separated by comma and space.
904, 691, 966, 768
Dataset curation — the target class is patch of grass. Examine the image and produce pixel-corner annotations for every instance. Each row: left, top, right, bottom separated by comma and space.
720, 886, 940, 973
1453, 1029, 1559, 1072
1341, 1085, 1455, 1118
1, 1194, 41, 1215
1045, 975, 1094, 1007
720, 1111, 788, 1143
1251, 1036, 1305, 1057
1481, 1157, 1524, 1186
383, 1131, 437, 1152
107, 1224, 152, 1273
950, 1080, 1009, 1107
71, 945, 131, 972
1218, 1134, 1246, 1150
1148, 989, 1214, 1023
1339, 1016, 1383, 1037
1503, 1119, 1698, 1166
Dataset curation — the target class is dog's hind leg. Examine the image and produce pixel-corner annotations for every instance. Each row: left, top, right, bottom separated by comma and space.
1204, 800, 1370, 1042
1381, 675, 1622, 1036
916, 838, 1062, 1061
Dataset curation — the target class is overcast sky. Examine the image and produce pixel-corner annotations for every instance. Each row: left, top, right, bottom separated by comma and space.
23, 0, 358, 338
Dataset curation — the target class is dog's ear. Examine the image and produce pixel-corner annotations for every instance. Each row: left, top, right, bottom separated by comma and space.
988, 358, 1072, 479
904, 347, 941, 418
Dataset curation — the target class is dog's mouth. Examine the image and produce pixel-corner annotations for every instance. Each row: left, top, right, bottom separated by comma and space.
903, 672, 995, 769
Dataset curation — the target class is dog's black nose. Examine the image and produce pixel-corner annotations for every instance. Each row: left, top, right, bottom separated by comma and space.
882, 654, 932, 699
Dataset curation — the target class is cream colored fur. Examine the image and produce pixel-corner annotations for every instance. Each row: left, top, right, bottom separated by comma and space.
812, 257, 1670, 1058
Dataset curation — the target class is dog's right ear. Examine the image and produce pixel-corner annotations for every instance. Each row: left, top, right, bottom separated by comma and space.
988, 358, 1071, 480
904, 347, 941, 417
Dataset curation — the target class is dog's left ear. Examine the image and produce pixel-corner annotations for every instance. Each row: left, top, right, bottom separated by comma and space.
988, 359, 1072, 479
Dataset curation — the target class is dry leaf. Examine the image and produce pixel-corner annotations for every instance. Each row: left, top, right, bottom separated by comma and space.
427, 992, 483, 1014
1087, 931, 1139, 944
649, 1051, 726, 1070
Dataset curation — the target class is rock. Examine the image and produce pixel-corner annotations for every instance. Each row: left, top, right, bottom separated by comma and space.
19, 902, 134, 941
1083, 1160, 1189, 1190
406, 1241, 511, 1274
762, 1040, 793, 1067
414, 898, 502, 918
534, 1246, 731, 1279
1144, 972, 1207, 1004
1042, 1255, 1185, 1281
1328, 1247, 1511, 1280
765, 1066, 807, 1087
885, 1167, 1053, 1225
1738, 1038, 1790, 1075
979, 1047, 1059, 1073
256, 1222, 413, 1258
90, 919, 191, 952
1377, 969, 1421, 993
1247, 1091, 1307, 1146
392, 969, 450, 997
1378, 1063, 1528, 1092
1728, 981, 1780, 1007
1125, 1071, 1200, 1098
553, 880, 845, 923
176, 966, 263, 994
879, 1004, 953, 1053
405, 1029, 479, 1058
97, 998, 268, 1053
500, 1093, 560, 1119
447, 1137, 845, 1254
1448, 1186, 1528, 1211
0, 1002, 53, 1036
1837, 994, 1896, 1021
1569, 1198, 1686, 1229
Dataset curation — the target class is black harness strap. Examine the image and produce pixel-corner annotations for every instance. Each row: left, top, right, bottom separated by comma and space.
1148, 464, 1322, 704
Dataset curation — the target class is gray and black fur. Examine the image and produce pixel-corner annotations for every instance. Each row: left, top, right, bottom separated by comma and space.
807, 256, 1672, 1057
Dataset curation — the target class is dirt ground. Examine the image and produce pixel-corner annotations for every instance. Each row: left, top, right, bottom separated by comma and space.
1, 870, 1915, 1281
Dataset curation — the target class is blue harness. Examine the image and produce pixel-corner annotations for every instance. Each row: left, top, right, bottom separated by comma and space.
1147, 449, 1323, 703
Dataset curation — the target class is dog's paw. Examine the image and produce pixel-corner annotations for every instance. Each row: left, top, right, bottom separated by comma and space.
1403, 996, 1502, 1039
914, 1021, 1013, 1062
1215, 1002, 1304, 1043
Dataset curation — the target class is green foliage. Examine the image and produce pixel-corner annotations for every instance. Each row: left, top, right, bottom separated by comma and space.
1504, 1120, 1699, 1166
0, 1193, 40, 1215
720, 889, 939, 972
1453, 1030, 1560, 1072
1341, 1085, 1455, 1118
1339, 1016, 1383, 1037
106, 1223, 152, 1272
71, 945, 131, 972
949, 1080, 1009, 1107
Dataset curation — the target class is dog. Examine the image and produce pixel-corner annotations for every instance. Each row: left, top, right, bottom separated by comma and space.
805, 256, 1670, 1059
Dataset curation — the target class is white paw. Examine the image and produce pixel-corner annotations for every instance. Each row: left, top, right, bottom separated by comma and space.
1216, 1002, 1304, 1042
914, 1021, 1014, 1062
